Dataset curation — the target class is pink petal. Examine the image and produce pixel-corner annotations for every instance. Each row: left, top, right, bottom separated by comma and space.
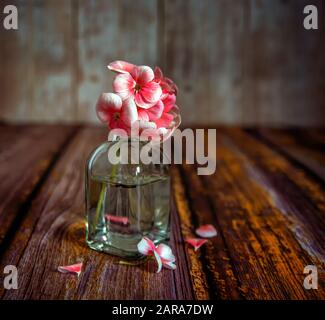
195, 225, 217, 238
138, 237, 177, 273
163, 77, 179, 95
113, 73, 135, 100
154, 66, 163, 82
134, 91, 156, 109
108, 60, 135, 74
131, 66, 154, 86
137, 237, 156, 256
137, 108, 149, 121
163, 261, 177, 270
158, 107, 181, 142
58, 263, 83, 276
155, 112, 174, 128
186, 238, 208, 251
156, 243, 176, 263
162, 93, 176, 112
105, 214, 129, 225
141, 81, 162, 104
160, 92, 169, 101
153, 67, 178, 96
96, 93, 122, 123
146, 100, 164, 121
154, 250, 163, 273
156, 244, 176, 271
120, 98, 138, 126
109, 118, 130, 132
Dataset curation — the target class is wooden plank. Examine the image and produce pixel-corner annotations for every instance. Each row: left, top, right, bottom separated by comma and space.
174, 165, 242, 299
1, 125, 324, 299
252, 128, 325, 181
173, 131, 323, 299
0, 125, 77, 248
77, 0, 159, 122
302, 129, 325, 146
217, 128, 324, 298
0, 127, 193, 300
171, 166, 210, 300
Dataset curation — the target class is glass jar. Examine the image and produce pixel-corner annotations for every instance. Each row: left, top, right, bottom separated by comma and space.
85, 139, 171, 259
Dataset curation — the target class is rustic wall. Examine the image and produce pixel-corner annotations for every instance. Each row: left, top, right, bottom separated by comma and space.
0, 0, 324, 126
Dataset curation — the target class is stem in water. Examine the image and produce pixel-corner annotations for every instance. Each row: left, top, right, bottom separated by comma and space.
93, 183, 107, 230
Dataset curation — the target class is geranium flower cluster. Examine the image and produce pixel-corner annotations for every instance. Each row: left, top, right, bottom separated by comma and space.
96, 60, 180, 140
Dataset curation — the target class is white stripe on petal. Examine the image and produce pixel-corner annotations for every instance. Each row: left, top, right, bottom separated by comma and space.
131, 65, 154, 85
137, 237, 155, 255
96, 93, 122, 123
156, 243, 176, 263
121, 98, 138, 126
113, 73, 135, 100
163, 261, 177, 270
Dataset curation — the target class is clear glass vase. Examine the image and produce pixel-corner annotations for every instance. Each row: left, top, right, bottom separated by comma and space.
85, 139, 171, 259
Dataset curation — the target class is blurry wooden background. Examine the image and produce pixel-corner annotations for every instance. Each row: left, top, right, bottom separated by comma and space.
0, 0, 324, 126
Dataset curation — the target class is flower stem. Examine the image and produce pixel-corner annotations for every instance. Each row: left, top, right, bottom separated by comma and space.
93, 182, 107, 231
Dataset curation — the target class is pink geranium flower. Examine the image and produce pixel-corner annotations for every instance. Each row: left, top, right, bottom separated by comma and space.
137, 237, 176, 273
153, 68, 180, 131
154, 67, 178, 97
156, 96, 179, 129
137, 100, 164, 122
96, 93, 138, 131
154, 102, 181, 141
137, 83, 180, 140
101, 61, 181, 140
108, 60, 135, 74
139, 106, 181, 142
113, 65, 162, 109
137, 92, 176, 125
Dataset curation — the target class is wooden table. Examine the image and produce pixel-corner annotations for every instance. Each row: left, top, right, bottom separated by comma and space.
0, 125, 324, 300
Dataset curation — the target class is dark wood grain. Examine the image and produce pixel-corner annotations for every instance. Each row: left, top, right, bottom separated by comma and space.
0, 127, 193, 300
220, 128, 325, 299
253, 128, 325, 181
223, 129, 325, 265
0, 125, 324, 299
174, 165, 241, 299
0, 124, 76, 248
